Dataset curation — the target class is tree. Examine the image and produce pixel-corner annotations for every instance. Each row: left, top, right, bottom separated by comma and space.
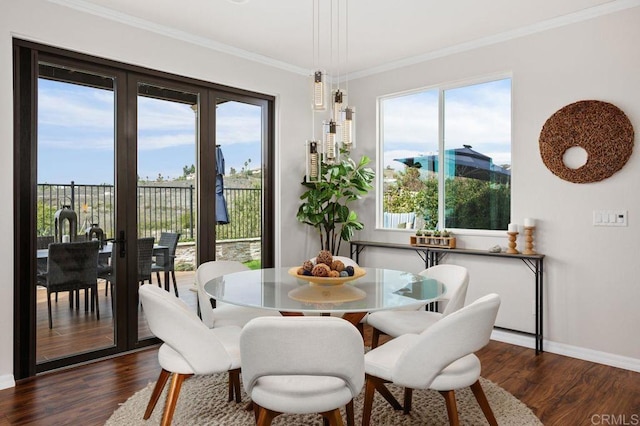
182, 164, 195, 178
384, 166, 509, 230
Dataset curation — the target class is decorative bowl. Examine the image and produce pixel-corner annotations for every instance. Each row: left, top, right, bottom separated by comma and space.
287, 266, 366, 285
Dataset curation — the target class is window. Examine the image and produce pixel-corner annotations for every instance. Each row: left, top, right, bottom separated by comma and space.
380, 77, 511, 231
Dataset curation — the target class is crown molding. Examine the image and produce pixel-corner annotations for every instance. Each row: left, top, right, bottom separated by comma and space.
47, 0, 310, 76
49, 0, 640, 80
347, 0, 640, 81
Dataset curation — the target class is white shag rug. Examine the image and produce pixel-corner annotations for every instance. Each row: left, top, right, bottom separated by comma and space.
106, 374, 541, 425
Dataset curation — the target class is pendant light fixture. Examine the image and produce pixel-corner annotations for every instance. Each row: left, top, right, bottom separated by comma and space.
306, 0, 355, 181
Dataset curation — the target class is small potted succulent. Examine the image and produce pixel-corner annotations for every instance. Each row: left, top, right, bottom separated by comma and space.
441, 229, 451, 245
412, 229, 423, 246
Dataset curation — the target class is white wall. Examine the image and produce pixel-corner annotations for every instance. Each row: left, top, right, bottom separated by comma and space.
349, 7, 640, 367
0, 0, 312, 388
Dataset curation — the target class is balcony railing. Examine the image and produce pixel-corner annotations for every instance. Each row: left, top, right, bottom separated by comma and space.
36, 181, 261, 241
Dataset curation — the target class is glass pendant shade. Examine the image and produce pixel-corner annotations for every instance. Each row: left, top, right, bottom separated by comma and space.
313, 71, 326, 110
324, 120, 338, 163
306, 140, 321, 182
332, 89, 343, 122
342, 106, 355, 149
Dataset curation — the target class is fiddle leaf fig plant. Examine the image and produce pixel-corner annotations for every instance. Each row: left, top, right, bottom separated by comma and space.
297, 152, 375, 255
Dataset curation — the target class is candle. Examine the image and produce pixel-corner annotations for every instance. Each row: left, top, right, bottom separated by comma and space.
524, 218, 536, 227
508, 223, 518, 233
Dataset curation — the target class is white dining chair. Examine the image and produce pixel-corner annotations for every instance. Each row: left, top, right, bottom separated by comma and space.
196, 260, 281, 328
361, 293, 501, 426
138, 284, 243, 426
240, 316, 365, 426
367, 264, 469, 347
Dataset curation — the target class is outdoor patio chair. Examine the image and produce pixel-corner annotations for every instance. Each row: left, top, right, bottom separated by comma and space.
151, 232, 181, 296
43, 241, 100, 329
102, 237, 156, 298
36, 236, 55, 286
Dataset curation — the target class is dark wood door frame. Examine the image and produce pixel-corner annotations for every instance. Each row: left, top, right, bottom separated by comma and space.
13, 39, 275, 379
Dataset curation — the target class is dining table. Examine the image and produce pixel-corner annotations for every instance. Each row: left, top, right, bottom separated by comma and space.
203, 267, 447, 326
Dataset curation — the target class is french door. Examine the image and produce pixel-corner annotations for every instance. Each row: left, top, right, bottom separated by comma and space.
13, 40, 274, 378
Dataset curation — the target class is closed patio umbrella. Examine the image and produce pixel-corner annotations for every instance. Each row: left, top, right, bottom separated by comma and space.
216, 145, 229, 224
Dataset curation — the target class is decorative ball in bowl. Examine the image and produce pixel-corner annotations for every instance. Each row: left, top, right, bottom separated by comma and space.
290, 250, 366, 285
288, 266, 366, 285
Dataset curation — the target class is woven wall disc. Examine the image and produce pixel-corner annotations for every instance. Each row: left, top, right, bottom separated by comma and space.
539, 100, 634, 183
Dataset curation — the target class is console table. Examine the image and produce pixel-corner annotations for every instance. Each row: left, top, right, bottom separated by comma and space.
350, 240, 545, 354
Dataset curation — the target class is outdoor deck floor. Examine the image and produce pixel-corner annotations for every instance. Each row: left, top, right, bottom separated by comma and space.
36, 271, 197, 363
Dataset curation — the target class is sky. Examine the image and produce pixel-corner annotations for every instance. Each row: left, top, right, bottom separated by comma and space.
382, 78, 512, 172
37, 76, 511, 185
37, 78, 262, 185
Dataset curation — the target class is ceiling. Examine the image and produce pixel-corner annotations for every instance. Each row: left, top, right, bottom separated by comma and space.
51, 0, 635, 78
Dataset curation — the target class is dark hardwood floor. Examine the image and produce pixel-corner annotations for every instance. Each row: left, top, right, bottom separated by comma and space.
4, 275, 639, 425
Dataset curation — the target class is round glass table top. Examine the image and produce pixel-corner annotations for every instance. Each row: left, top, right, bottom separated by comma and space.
204, 267, 446, 314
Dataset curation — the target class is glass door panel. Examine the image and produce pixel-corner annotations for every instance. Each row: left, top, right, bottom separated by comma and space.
36, 63, 116, 362
214, 98, 264, 268
136, 82, 199, 340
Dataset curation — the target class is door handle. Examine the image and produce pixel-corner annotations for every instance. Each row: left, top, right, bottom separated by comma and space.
105, 231, 127, 258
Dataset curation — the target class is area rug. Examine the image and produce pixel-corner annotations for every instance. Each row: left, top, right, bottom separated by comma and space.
106, 373, 541, 425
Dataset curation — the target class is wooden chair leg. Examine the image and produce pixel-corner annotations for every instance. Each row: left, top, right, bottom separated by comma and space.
320, 408, 344, 426
439, 390, 460, 426
233, 372, 241, 403
470, 380, 498, 426
345, 400, 355, 426
227, 371, 234, 402
403, 387, 413, 414
256, 406, 281, 426
228, 369, 242, 403
362, 377, 377, 426
144, 369, 171, 419
371, 328, 381, 349
370, 375, 403, 410
156, 272, 162, 288
252, 402, 260, 422
161, 372, 191, 426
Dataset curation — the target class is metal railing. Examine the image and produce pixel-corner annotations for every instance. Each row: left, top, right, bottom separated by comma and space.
36, 181, 261, 241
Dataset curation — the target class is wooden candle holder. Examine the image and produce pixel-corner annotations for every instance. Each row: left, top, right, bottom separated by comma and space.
522, 226, 537, 255
506, 231, 519, 254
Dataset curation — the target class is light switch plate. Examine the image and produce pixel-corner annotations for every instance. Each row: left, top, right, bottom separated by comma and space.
593, 210, 627, 226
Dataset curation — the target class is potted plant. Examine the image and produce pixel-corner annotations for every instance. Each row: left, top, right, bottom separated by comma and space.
432, 229, 441, 245
297, 151, 375, 255
409, 229, 423, 246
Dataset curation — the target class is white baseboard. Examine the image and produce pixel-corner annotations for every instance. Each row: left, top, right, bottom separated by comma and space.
491, 330, 640, 373
0, 373, 16, 390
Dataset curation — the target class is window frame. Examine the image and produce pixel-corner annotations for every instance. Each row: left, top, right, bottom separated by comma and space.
376, 72, 513, 235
